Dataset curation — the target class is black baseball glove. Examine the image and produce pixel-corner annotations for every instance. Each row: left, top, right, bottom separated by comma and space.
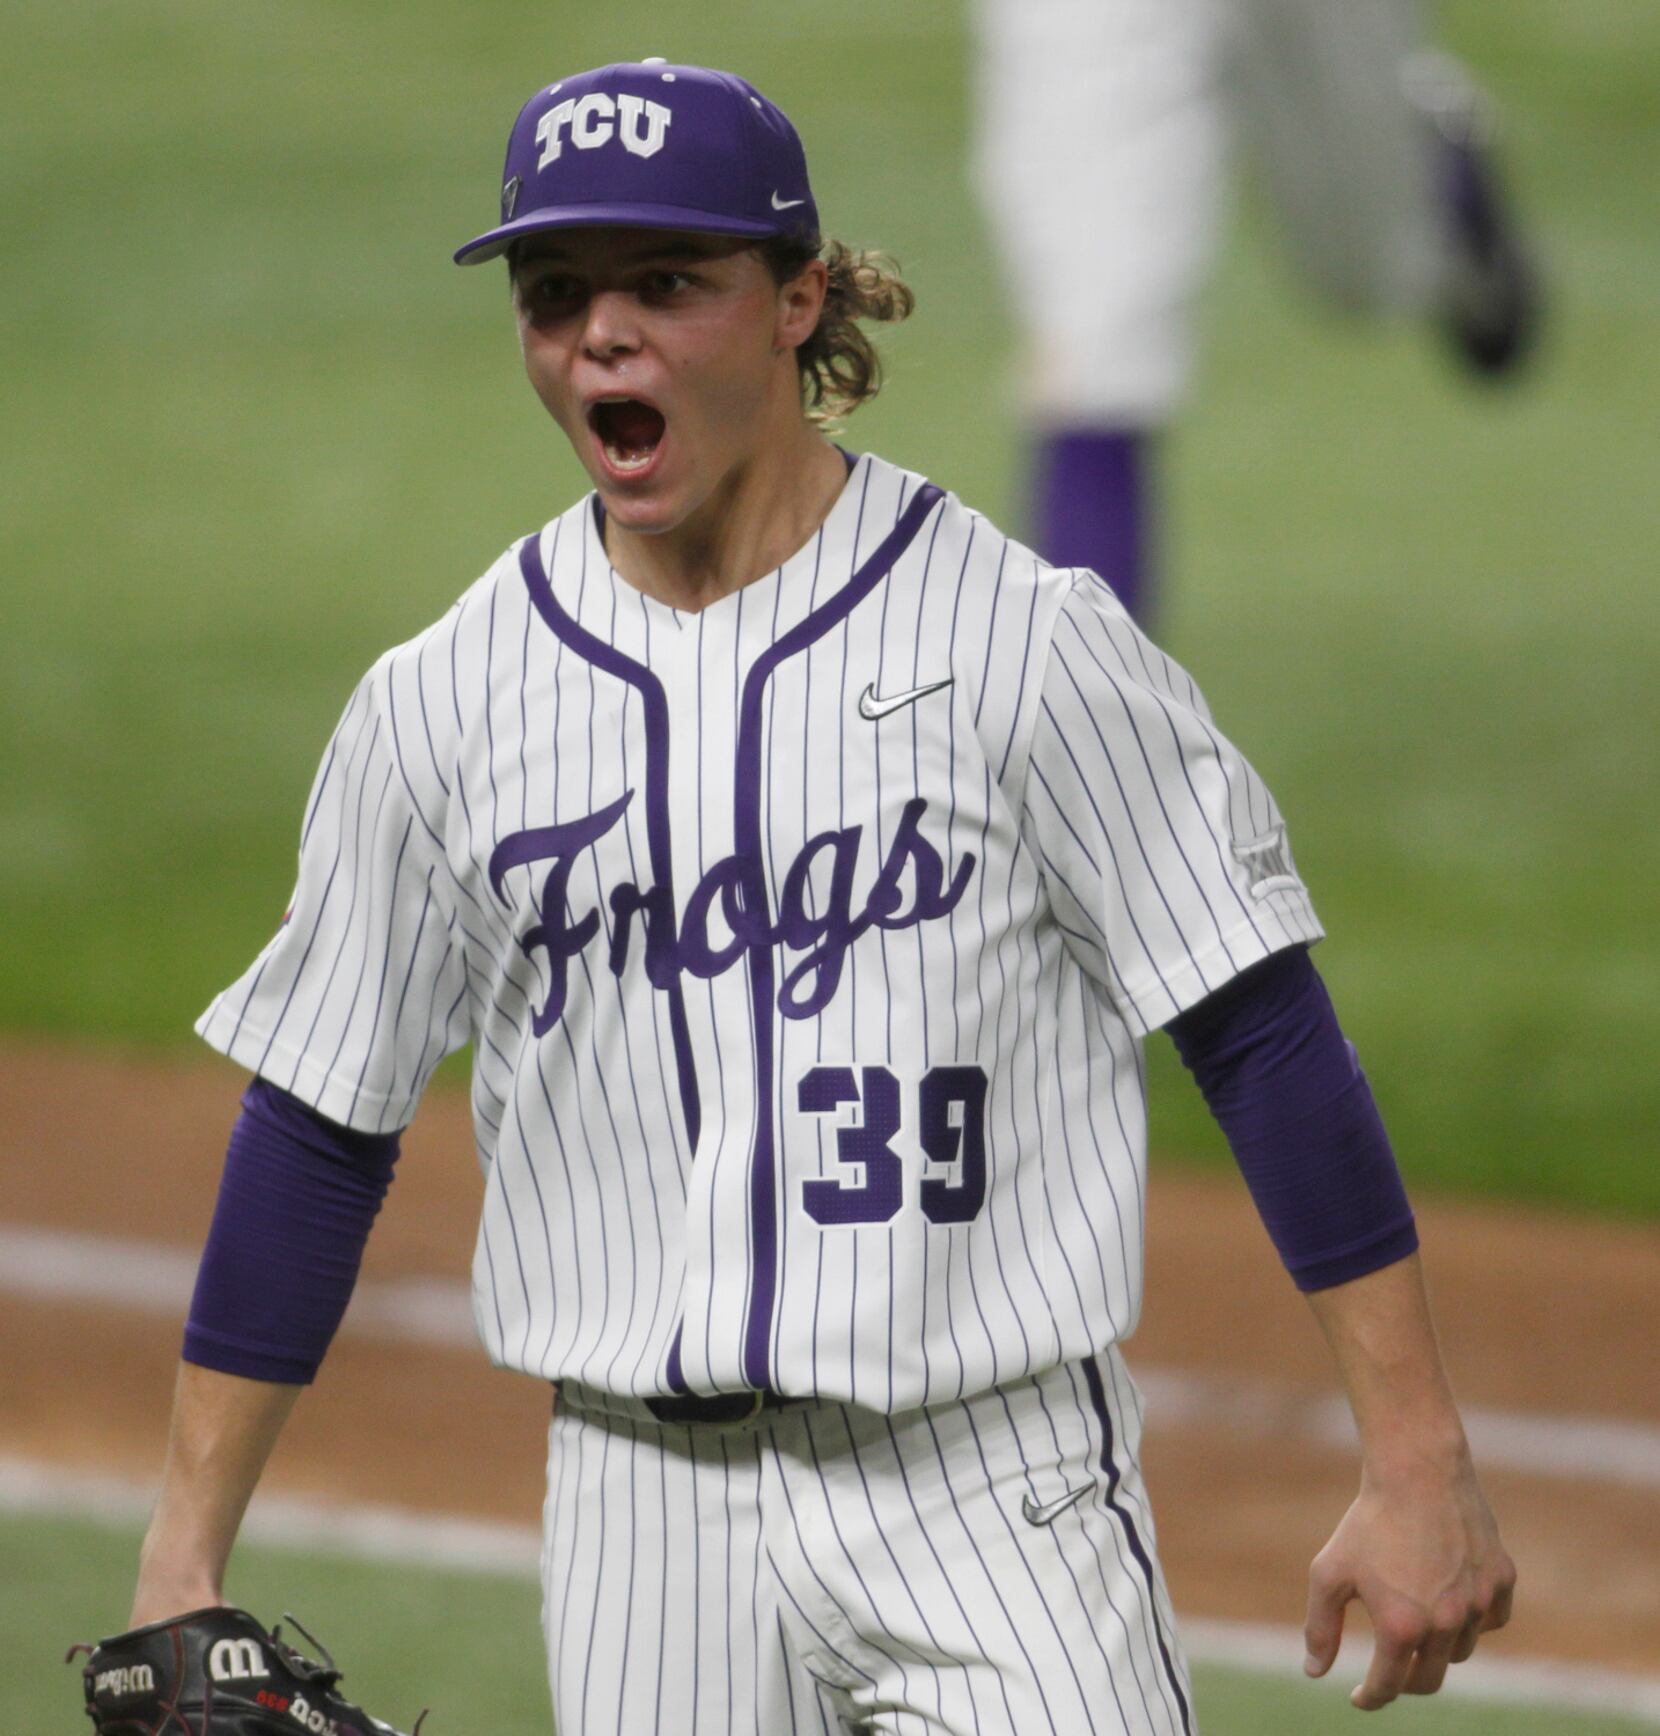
71, 1605, 426, 1735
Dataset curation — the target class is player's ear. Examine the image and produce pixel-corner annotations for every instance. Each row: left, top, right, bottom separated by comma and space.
772, 255, 828, 355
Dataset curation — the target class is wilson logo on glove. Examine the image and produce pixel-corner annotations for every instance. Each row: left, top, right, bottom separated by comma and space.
92, 1664, 154, 1698
70, 1605, 428, 1735
210, 1636, 269, 1681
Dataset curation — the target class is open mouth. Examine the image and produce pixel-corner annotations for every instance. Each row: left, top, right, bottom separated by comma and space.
588, 398, 667, 474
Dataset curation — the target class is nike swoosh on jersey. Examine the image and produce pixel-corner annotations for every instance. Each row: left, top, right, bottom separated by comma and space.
770, 191, 806, 210
857, 677, 953, 722
1020, 1483, 1093, 1526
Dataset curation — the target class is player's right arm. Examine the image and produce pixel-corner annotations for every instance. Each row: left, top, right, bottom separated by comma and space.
131, 1364, 301, 1624
131, 1073, 405, 1622
136, 648, 468, 1623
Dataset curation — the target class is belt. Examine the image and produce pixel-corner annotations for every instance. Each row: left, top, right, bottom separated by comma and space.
643, 1389, 787, 1427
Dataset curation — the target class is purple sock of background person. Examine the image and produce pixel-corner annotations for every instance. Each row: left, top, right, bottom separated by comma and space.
1032, 428, 1152, 621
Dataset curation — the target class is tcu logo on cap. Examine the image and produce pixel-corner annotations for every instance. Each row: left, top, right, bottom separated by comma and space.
536, 93, 671, 167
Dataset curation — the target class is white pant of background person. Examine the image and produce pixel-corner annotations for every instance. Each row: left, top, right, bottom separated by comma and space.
542, 1351, 1195, 1735
972, 0, 1446, 427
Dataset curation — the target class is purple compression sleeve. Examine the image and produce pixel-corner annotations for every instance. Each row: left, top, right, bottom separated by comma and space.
1165, 946, 1418, 1292
183, 1079, 401, 1384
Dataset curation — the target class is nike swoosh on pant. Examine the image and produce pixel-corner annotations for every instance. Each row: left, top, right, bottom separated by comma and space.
1020, 1484, 1093, 1526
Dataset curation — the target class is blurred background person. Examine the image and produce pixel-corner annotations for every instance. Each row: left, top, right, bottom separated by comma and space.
972, 0, 1542, 623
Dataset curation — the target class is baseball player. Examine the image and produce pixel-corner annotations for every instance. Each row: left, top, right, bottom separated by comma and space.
129, 61, 1514, 1734
972, 0, 1543, 621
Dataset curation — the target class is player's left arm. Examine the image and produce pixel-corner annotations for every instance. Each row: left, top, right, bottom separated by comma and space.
1166, 945, 1515, 1709
1021, 574, 1513, 1704
1300, 1253, 1516, 1710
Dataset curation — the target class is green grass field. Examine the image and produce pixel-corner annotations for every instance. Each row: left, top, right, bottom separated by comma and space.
5, 1512, 1655, 1735
3, 1, 1656, 1210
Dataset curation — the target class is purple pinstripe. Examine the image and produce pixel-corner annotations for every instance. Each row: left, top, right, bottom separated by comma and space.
1081, 1358, 1193, 1734
732, 481, 945, 1388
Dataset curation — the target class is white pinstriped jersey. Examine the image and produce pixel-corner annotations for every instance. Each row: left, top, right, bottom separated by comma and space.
198, 451, 1321, 1410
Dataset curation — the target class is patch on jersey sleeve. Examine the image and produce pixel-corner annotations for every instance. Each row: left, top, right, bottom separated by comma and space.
1231, 827, 1302, 898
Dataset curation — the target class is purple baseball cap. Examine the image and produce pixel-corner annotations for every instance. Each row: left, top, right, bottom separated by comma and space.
453, 60, 820, 266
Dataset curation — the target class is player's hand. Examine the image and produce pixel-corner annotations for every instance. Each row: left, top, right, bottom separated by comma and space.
1302, 1450, 1515, 1710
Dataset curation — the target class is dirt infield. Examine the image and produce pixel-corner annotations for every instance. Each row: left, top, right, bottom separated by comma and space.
3, 1037, 1656, 1675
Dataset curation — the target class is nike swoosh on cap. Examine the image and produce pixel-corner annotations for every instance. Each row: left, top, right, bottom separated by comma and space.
1020, 1484, 1093, 1526
770, 191, 806, 210
857, 678, 954, 722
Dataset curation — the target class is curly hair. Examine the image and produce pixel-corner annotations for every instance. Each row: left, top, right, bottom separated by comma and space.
760, 236, 916, 427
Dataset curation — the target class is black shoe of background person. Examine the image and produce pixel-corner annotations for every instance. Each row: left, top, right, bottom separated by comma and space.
1405, 51, 1545, 382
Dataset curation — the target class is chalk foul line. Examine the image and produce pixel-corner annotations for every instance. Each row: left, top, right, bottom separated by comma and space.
4, 1455, 1657, 1726
5, 1224, 1660, 1490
